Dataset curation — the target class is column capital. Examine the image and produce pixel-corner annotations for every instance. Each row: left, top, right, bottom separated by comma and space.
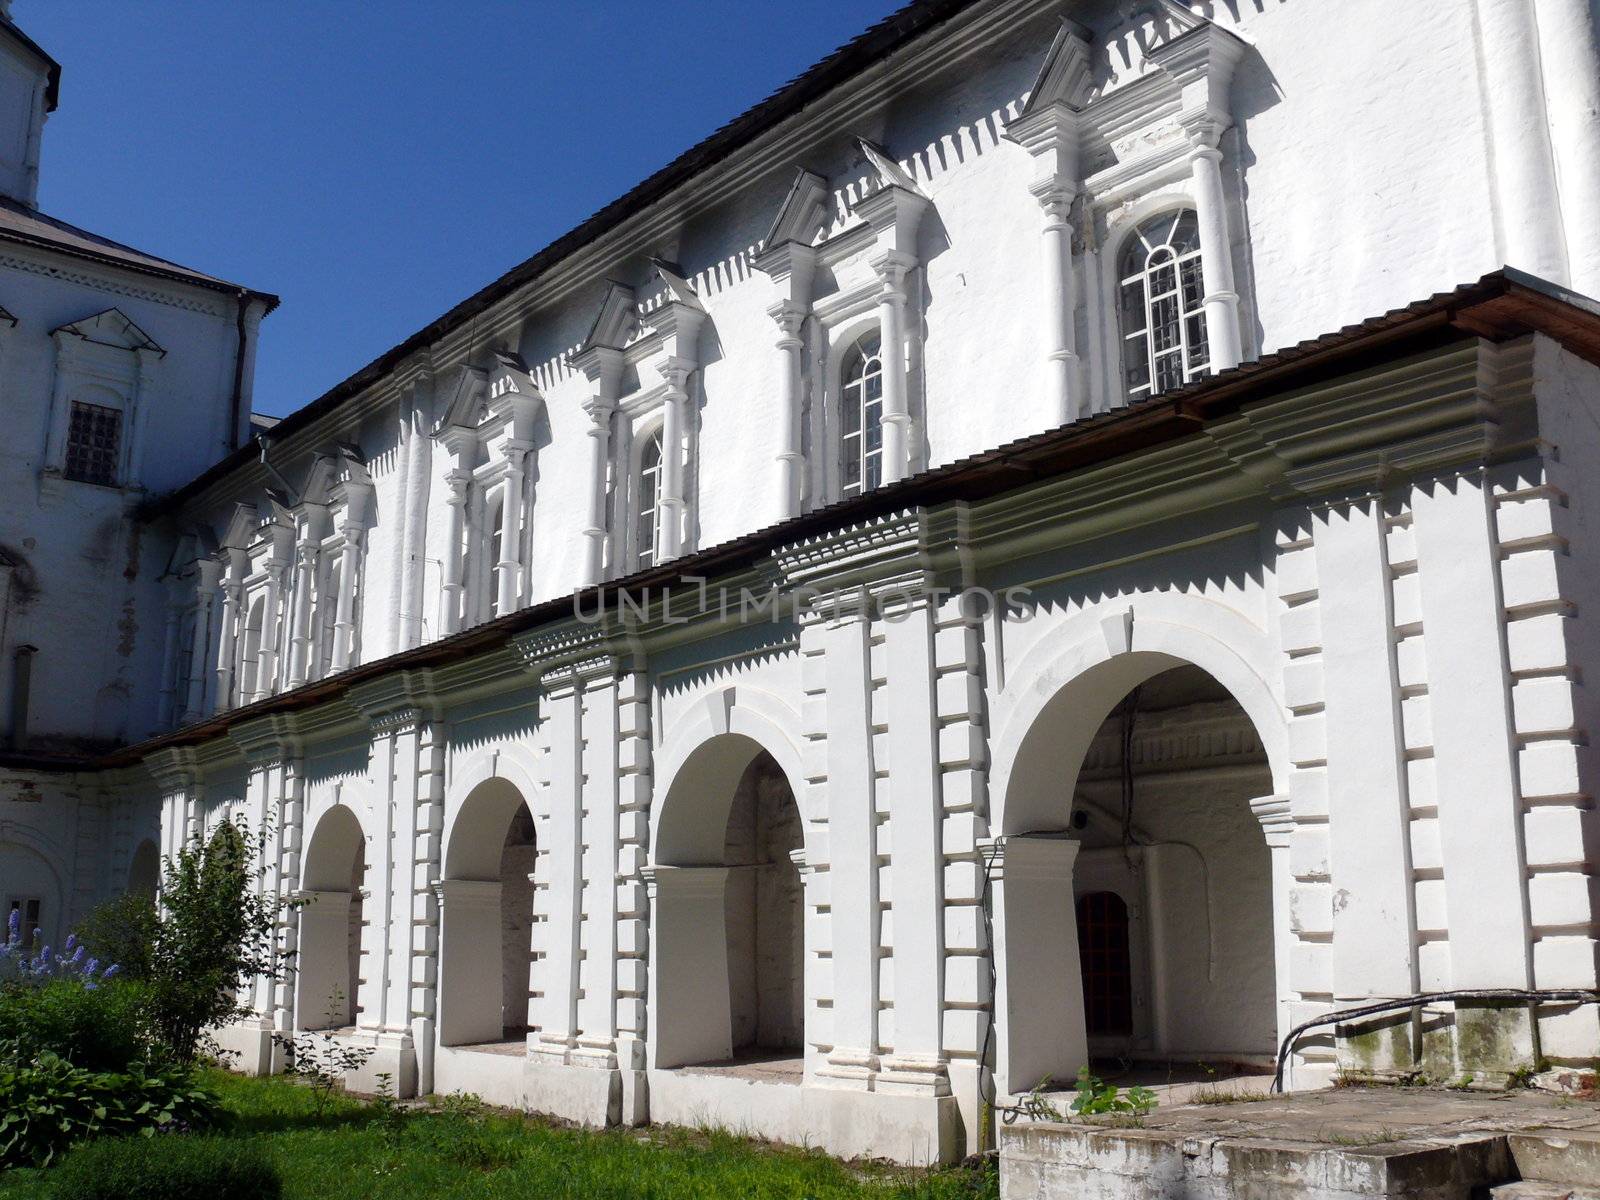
766, 298, 808, 342
1028, 174, 1077, 223
581, 393, 616, 423
659, 354, 695, 393
869, 247, 917, 295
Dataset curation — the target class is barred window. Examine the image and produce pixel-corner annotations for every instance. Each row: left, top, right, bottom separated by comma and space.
1119, 209, 1209, 399
840, 331, 884, 498
64, 401, 122, 486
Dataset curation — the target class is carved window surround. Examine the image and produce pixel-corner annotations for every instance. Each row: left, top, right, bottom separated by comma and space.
40, 308, 164, 503
1005, 7, 1252, 419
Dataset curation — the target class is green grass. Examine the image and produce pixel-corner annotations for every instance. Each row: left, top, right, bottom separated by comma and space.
0, 1070, 996, 1200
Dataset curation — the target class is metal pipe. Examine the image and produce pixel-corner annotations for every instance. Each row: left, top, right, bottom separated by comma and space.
1272, 988, 1600, 1092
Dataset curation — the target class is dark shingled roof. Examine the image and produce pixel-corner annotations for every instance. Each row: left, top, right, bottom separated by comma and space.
159, 0, 983, 509
0, 194, 278, 308
13, 268, 1598, 775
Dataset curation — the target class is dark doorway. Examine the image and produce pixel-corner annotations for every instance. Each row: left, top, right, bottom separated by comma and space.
1077, 891, 1133, 1037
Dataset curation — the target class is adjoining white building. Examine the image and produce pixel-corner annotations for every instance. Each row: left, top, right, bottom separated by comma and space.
4, 0, 1600, 1165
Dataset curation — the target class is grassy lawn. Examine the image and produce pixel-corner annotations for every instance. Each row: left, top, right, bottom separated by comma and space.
0, 1071, 997, 1199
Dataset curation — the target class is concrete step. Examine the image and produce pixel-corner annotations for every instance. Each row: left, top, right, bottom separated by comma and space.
1491, 1182, 1600, 1199
1510, 1131, 1600, 1187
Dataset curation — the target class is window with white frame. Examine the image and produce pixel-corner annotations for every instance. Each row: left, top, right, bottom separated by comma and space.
839, 331, 884, 498
1118, 208, 1209, 398
63, 400, 122, 486
636, 427, 664, 569
485, 490, 504, 619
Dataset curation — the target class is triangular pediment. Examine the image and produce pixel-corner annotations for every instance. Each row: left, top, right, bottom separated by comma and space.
759, 168, 830, 253
857, 138, 924, 197
165, 525, 218, 578
577, 281, 640, 355
220, 502, 260, 552
51, 307, 164, 356
435, 363, 490, 432
486, 348, 544, 428
1017, 19, 1094, 119
648, 259, 705, 313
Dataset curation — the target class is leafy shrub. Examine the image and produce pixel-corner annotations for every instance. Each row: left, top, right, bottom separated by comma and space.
73, 892, 160, 981
0, 1054, 220, 1169
48, 1134, 280, 1200
0, 977, 154, 1072
144, 822, 288, 1063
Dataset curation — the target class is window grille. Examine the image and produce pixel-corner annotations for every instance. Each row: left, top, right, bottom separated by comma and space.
64, 401, 121, 485
636, 429, 664, 569
1076, 890, 1134, 1037
1119, 209, 1209, 398
840, 332, 884, 497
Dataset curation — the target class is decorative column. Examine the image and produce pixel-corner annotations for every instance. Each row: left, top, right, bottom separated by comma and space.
580, 397, 615, 586
257, 516, 295, 701
769, 300, 808, 519
330, 523, 362, 672
1006, 64, 1086, 427
1034, 179, 1080, 425
657, 358, 691, 561
158, 584, 184, 727
213, 555, 244, 712
1185, 126, 1243, 372
870, 250, 916, 486
439, 469, 469, 634
185, 558, 221, 720
752, 178, 824, 522
496, 447, 530, 614
852, 143, 928, 488
286, 539, 318, 688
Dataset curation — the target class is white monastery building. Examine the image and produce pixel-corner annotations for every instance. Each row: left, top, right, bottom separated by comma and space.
4, 0, 1600, 1165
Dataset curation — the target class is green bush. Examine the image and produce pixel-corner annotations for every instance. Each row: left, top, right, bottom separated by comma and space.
0, 978, 153, 1072
145, 822, 288, 1063
47, 1135, 280, 1200
0, 1054, 220, 1169
73, 892, 160, 981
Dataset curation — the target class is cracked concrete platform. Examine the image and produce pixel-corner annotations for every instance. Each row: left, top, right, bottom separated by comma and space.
1001, 1087, 1600, 1199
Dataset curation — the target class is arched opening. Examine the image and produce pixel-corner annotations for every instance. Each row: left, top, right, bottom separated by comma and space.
239, 594, 266, 703
1077, 892, 1133, 1039
439, 778, 538, 1048
635, 425, 664, 569
995, 655, 1280, 1098
1118, 207, 1208, 399
651, 734, 805, 1074
296, 806, 367, 1031
839, 329, 884, 498
127, 839, 160, 899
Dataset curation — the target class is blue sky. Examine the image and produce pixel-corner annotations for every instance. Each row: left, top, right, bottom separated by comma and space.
19, 1, 905, 418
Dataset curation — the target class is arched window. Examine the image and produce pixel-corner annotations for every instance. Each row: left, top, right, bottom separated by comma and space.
316, 559, 341, 680
636, 427, 664, 569
485, 490, 504, 620
1119, 208, 1208, 399
839, 331, 884, 498
238, 594, 266, 704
